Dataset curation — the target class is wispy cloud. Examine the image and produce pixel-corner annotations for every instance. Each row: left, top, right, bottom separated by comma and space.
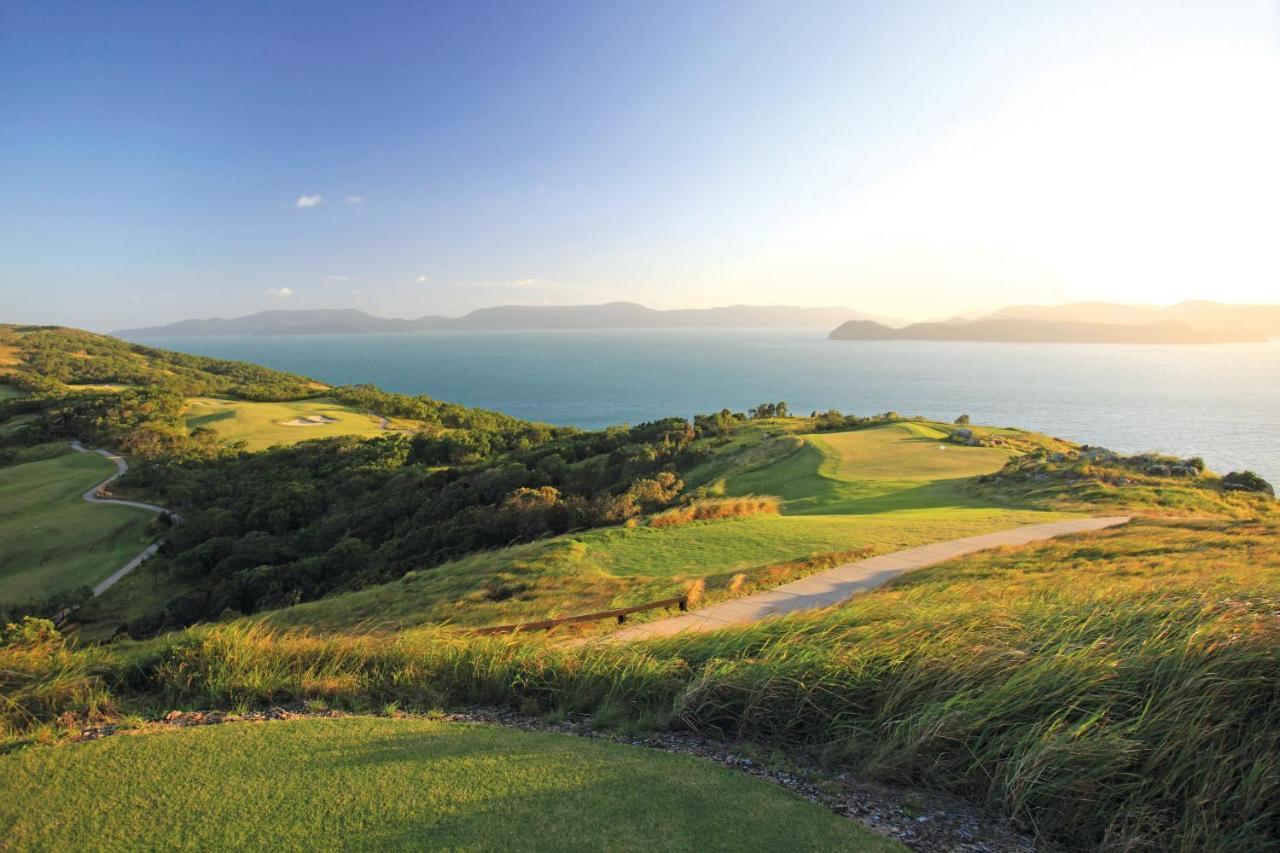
265, 287, 294, 297
344, 195, 366, 205
294, 195, 323, 209
415, 275, 431, 284
324, 275, 354, 282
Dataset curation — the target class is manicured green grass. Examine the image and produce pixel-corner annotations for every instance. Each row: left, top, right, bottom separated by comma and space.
724, 422, 1018, 514
183, 396, 415, 451
259, 423, 1068, 633
0, 451, 154, 601
0, 718, 897, 851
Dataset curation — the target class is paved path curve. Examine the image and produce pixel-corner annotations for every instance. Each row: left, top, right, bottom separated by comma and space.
68, 440, 176, 596
605, 516, 1131, 642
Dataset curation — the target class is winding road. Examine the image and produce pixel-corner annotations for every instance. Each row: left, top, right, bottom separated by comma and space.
69, 440, 176, 596
604, 515, 1131, 641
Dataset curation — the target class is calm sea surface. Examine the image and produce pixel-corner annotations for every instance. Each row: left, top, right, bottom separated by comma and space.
130, 329, 1280, 485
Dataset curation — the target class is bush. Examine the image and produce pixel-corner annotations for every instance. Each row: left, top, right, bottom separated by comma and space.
649, 496, 780, 528
1223, 470, 1274, 496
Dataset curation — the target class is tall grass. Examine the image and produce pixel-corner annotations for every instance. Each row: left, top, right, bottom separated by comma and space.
6, 518, 1278, 849
649, 496, 780, 528
0, 620, 116, 743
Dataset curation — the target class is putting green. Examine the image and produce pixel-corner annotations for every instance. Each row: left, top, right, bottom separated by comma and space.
725, 423, 1018, 515
183, 397, 414, 451
0, 718, 901, 851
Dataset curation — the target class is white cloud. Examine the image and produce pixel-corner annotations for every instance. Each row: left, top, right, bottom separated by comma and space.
265, 287, 294, 297
294, 195, 323, 209
324, 275, 354, 282
415, 275, 431, 284
344, 195, 366, 205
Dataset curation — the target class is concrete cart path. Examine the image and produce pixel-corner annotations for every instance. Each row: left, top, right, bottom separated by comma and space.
69, 440, 176, 595
605, 516, 1131, 642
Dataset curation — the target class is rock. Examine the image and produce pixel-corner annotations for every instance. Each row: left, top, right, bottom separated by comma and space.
164, 710, 183, 721
1169, 466, 1200, 478
1146, 464, 1171, 477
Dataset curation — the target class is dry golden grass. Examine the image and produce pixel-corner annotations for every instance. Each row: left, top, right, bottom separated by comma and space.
648, 496, 781, 528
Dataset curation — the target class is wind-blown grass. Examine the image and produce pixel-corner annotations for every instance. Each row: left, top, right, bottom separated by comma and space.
7, 517, 1274, 848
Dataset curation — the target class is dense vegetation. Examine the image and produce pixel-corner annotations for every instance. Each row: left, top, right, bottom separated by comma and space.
113, 420, 705, 632
1, 325, 318, 399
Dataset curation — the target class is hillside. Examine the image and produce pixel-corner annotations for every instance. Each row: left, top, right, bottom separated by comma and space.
828, 317, 1264, 344
980, 299, 1280, 336
4, 330, 1278, 851
114, 302, 904, 337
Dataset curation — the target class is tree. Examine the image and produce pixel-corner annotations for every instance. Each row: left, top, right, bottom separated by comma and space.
955, 414, 971, 426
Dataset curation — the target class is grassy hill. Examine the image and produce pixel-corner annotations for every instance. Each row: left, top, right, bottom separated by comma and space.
3, 327, 1278, 850
0, 448, 155, 603
258, 421, 1069, 634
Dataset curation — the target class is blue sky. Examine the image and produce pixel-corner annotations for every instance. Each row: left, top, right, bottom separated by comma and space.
2, 0, 1277, 330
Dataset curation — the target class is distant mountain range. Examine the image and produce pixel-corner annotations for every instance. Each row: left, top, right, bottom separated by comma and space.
114, 303, 903, 337
979, 300, 1280, 335
830, 317, 1266, 344
830, 300, 1280, 344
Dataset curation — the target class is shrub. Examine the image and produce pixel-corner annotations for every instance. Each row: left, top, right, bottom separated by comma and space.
648, 496, 780, 528
1223, 470, 1274, 496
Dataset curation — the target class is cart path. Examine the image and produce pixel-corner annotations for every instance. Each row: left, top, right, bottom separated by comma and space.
605, 515, 1132, 642
69, 440, 176, 595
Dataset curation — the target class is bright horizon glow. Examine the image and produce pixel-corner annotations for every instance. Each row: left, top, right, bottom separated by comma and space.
1, 1, 1277, 329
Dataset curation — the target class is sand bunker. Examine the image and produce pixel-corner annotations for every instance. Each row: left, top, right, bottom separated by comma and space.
283, 414, 341, 426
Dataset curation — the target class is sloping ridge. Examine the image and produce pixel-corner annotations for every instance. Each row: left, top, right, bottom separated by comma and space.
602, 516, 1131, 641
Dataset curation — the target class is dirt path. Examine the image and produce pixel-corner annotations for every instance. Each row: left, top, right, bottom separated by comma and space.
605, 516, 1131, 641
68, 440, 176, 595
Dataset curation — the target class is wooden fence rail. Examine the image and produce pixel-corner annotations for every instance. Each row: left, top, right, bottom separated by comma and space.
470, 595, 688, 636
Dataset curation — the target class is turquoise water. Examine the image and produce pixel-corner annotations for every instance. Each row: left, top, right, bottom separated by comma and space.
130, 329, 1280, 484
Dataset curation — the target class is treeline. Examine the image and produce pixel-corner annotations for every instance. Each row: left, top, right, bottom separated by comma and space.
117, 417, 708, 633
809, 409, 910, 431
2, 388, 225, 460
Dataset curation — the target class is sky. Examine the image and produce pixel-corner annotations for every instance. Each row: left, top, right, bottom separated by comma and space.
2, 0, 1278, 330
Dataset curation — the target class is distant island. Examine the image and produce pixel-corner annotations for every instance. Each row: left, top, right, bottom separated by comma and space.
114, 303, 903, 337
829, 318, 1266, 344
979, 299, 1280, 336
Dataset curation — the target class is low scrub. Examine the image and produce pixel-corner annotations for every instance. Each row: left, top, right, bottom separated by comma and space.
648, 496, 780, 528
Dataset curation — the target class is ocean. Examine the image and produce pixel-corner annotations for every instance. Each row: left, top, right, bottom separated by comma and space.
129, 328, 1280, 485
